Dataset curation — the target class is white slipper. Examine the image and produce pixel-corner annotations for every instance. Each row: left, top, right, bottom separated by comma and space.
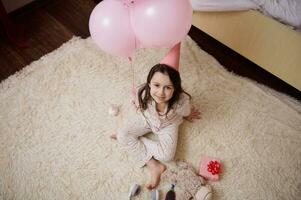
150, 189, 159, 200
195, 185, 212, 200
128, 183, 140, 199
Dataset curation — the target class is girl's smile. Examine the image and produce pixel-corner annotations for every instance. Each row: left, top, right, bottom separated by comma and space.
149, 72, 174, 107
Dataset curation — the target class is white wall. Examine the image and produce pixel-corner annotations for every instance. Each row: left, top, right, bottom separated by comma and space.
2, 0, 36, 13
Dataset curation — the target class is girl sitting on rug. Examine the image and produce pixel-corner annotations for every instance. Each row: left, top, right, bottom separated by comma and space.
111, 43, 201, 190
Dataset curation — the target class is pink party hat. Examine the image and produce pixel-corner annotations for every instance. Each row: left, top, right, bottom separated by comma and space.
160, 43, 181, 71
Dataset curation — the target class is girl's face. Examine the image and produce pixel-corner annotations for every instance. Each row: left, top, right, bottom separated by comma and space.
149, 72, 174, 105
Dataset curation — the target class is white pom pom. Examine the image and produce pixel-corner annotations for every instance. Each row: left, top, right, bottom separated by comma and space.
108, 104, 119, 116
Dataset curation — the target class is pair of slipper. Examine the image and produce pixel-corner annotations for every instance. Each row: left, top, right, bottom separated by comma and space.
128, 184, 159, 200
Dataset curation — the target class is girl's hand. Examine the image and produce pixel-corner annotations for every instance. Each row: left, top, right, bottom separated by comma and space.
184, 106, 201, 122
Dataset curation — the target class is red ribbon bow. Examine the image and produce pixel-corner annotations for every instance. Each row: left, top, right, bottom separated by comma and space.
207, 160, 220, 175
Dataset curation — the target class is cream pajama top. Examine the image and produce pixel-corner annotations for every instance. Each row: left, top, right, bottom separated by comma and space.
117, 92, 191, 167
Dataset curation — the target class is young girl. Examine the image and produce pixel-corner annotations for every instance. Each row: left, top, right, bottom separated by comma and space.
111, 45, 200, 189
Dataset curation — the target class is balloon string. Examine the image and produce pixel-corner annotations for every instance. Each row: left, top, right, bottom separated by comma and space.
129, 57, 135, 89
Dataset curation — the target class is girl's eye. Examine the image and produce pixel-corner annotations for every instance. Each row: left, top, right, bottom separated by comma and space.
154, 84, 160, 87
166, 86, 172, 90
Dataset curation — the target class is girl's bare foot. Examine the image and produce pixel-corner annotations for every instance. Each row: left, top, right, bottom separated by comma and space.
145, 159, 166, 190
110, 133, 117, 140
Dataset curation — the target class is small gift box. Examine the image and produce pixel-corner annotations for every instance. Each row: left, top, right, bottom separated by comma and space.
199, 156, 221, 181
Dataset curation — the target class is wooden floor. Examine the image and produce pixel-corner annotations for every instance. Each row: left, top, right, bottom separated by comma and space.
0, 0, 300, 100
0, 0, 96, 81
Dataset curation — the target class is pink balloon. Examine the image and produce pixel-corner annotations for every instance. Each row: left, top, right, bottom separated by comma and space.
89, 0, 136, 57
130, 0, 192, 48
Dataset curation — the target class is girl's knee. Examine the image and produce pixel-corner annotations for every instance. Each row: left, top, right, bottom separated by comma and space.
116, 128, 129, 143
116, 128, 136, 146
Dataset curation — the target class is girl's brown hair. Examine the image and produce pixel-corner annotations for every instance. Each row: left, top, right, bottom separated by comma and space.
138, 64, 191, 115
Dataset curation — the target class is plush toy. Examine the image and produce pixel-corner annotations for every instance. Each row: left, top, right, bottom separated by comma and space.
161, 161, 212, 200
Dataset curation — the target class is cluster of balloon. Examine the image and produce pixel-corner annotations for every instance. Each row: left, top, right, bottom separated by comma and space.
89, 0, 192, 58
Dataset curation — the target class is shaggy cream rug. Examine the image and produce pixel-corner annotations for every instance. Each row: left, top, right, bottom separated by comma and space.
0, 36, 301, 200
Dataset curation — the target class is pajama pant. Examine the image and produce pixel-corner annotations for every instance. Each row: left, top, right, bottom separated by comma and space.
117, 113, 179, 167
